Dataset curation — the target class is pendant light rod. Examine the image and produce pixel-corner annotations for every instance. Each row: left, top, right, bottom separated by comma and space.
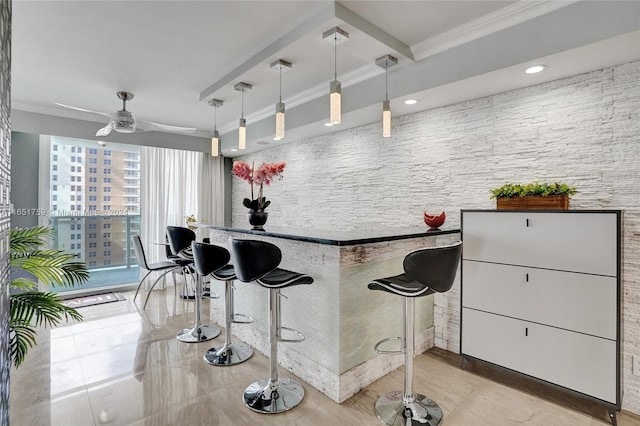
323, 27, 349, 125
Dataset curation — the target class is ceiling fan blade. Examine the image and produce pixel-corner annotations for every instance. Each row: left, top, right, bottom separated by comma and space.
95, 122, 114, 137
137, 118, 197, 134
55, 103, 112, 118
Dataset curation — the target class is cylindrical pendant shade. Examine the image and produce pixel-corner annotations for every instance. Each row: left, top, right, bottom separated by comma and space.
382, 99, 391, 138
330, 80, 341, 124
275, 101, 285, 140
238, 118, 246, 150
211, 130, 220, 157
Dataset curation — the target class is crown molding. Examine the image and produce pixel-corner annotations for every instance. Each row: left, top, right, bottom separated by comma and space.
411, 0, 579, 61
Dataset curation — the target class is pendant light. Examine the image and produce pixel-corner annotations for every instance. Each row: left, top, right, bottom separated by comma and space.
234, 82, 252, 150
323, 27, 349, 125
376, 55, 398, 138
270, 59, 292, 140
208, 99, 223, 157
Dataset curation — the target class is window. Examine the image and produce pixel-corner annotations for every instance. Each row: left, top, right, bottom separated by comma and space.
104, 150, 111, 156
89, 261, 97, 267
71, 156, 76, 162
89, 233, 96, 239
76, 233, 81, 239
77, 195, 82, 202
89, 148, 98, 155
52, 175, 57, 181
70, 205, 75, 211
103, 241, 111, 247
103, 250, 111, 257
77, 166, 82, 173
76, 176, 82, 182
71, 166, 75, 172
53, 145, 58, 151
70, 244, 75, 250
89, 195, 96, 202
103, 232, 111, 238
89, 177, 97, 183
52, 195, 57, 201
71, 185, 75, 191
77, 147, 82, 154
52, 165, 57, 171
76, 157, 82, 164
70, 224, 75, 230
103, 196, 111, 202
103, 159, 111, 165
103, 168, 111, 174
52, 205, 57, 211
71, 176, 76, 182
103, 205, 111, 211
76, 224, 82, 230
90, 158, 97, 164
89, 223, 96, 229
76, 243, 81, 250
71, 234, 75, 240
89, 252, 96, 258
103, 223, 111, 228
104, 187, 111, 193
71, 147, 76, 153
103, 177, 111, 183
89, 167, 96, 173
76, 186, 82, 191
89, 242, 96, 248
70, 195, 75, 201
89, 205, 96, 211
52, 185, 57, 191
89, 186, 96, 192
103, 260, 112, 266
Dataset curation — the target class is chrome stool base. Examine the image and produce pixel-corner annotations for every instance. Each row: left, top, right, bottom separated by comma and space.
243, 378, 304, 414
374, 391, 443, 426
176, 324, 220, 343
203, 342, 253, 366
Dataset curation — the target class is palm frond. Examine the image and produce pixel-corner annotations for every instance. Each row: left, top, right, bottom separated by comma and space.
10, 277, 39, 291
9, 324, 38, 368
9, 226, 53, 255
10, 292, 83, 329
11, 249, 89, 287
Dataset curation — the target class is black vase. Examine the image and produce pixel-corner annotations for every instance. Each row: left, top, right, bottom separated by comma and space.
247, 210, 268, 230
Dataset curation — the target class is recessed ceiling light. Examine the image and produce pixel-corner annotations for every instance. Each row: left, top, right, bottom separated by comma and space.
404, 99, 418, 105
230, 148, 238, 152
525, 64, 546, 74
324, 122, 334, 127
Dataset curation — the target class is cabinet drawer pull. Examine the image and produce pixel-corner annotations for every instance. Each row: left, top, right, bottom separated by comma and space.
525, 327, 528, 337
526, 218, 530, 227
526, 273, 529, 282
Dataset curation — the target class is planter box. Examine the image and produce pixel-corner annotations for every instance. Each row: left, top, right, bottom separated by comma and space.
496, 195, 569, 210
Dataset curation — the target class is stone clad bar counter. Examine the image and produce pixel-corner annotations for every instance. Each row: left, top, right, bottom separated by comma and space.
204, 224, 460, 403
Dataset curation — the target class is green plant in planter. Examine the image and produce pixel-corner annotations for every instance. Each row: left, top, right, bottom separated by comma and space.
9, 226, 89, 367
490, 182, 577, 199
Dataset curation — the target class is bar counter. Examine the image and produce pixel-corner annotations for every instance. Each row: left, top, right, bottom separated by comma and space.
203, 223, 460, 402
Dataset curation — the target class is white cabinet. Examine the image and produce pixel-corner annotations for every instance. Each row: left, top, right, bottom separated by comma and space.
461, 210, 620, 408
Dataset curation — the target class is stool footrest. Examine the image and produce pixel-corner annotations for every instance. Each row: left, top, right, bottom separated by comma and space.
202, 291, 221, 299
232, 313, 254, 324
374, 336, 403, 355
278, 326, 305, 343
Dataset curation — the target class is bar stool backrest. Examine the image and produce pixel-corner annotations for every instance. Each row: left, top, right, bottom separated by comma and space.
166, 226, 196, 255
131, 234, 151, 270
191, 242, 230, 277
403, 241, 462, 293
229, 238, 282, 283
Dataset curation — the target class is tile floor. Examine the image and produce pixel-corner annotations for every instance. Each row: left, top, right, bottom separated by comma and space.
9, 285, 640, 426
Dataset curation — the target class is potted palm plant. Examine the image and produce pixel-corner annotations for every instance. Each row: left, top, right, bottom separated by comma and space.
9, 226, 89, 367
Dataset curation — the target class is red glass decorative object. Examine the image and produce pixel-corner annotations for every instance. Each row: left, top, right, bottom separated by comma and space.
423, 211, 446, 229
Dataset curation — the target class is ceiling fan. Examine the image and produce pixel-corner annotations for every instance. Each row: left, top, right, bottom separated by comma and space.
56, 91, 197, 137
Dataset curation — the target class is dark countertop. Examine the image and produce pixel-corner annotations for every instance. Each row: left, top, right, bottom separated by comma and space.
201, 223, 460, 246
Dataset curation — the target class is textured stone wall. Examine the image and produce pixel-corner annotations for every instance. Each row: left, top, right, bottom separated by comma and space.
0, 0, 10, 423
232, 60, 640, 413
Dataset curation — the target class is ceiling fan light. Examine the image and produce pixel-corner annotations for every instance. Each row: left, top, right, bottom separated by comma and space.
211, 130, 220, 157
330, 80, 341, 124
238, 118, 246, 150
275, 101, 285, 140
382, 100, 391, 138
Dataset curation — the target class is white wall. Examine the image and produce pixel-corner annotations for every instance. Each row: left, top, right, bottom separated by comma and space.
231, 60, 640, 413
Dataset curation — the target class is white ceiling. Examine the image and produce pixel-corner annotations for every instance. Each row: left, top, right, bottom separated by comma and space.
10, 1, 640, 157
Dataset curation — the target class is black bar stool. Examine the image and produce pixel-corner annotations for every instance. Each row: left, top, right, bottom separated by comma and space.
191, 242, 255, 366
167, 226, 220, 343
367, 241, 462, 426
229, 237, 314, 414
166, 226, 196, 299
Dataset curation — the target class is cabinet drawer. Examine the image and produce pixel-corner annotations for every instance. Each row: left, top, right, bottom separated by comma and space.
462, 211, 618, 276
462, 308, 616, 404
462, 261, 617, 339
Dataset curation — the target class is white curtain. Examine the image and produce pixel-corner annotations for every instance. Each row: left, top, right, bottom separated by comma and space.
140, 147, 224, 262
